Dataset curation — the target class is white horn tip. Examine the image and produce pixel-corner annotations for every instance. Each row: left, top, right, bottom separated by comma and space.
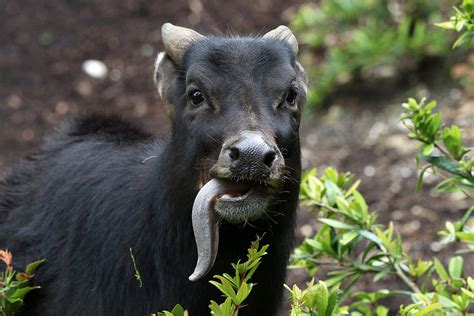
188, 272, 201, 282
161, 22, 174, 33
263, 25, 298, 55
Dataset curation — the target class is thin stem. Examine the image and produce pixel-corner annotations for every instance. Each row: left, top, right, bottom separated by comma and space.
461, 189, 473, 200
306, 258, 351, 267
310, 201, 340, 214
394, 263, 422, 294
434, 142, 455, 161
375, 244, 422, 294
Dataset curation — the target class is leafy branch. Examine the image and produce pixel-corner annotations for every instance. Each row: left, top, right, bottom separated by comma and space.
157, 238, 268, 316
436, 0, 474, 48
0, 250, 43, 316
291, 167, 474, 314
400, 98, 473, 196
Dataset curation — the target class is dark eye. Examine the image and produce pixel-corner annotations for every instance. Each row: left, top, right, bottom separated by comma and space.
189, 89, 205, 106
285, 88, 298, 106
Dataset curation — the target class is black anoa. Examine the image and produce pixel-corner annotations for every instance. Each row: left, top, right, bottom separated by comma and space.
0, 23, 307, 315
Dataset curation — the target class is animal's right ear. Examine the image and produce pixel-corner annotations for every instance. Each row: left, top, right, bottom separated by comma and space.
154, 23, 204, 117
154, 51, 177, 117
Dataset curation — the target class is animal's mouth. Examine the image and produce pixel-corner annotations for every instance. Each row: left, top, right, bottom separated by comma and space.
214, 179, 276, 224
189, 178, 279, 282
216, 179, 275, 202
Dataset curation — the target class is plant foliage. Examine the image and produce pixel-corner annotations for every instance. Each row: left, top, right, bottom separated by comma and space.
0, 250, 43, 316
291, 0, 453, 108
157, 237, 268, 316
436, 0, 474, 48
292, 165, 473, 314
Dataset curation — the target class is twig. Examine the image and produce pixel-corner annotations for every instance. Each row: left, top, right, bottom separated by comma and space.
310, 202, 340, 214
394, 263, 422, 294
434, 143, 455, 161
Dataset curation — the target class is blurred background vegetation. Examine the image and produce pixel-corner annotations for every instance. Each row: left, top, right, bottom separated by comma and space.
0, 0, 472, 314
291, 0, 470, 108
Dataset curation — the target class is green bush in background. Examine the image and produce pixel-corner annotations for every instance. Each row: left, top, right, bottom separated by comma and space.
436, 0, 474, 48
291, 0, 455, 109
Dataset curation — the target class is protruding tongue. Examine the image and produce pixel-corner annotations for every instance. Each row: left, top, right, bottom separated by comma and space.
189, 178, 248, 281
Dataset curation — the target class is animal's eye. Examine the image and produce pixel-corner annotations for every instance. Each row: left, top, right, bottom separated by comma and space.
189, 89, 205, 106
285, 88, 298, 106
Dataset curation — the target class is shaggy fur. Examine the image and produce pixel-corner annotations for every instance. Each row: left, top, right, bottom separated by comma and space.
0, 34, 305, 315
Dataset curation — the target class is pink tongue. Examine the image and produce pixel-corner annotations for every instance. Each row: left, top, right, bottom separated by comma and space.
220, 191, 246, 199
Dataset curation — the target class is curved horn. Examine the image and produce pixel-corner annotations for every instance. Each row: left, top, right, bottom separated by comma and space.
190, 178, 251, 281
161, 23, 204, 64
189, 178, 222, 281
263, 25, 298, 55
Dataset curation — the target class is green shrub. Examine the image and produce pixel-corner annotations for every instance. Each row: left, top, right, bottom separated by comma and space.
292, 163, 472, 314
291, 0, 453, 109
0, 250, 43, 316
436, 0, 474, 48
158, 238, 268, 316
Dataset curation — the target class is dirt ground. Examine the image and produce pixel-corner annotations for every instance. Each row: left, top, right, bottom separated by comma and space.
1, 0, 473, 314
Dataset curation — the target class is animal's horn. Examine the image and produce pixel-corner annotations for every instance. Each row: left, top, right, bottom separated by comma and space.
190, 179, 247, 281
263, 25, 298, 55
161, 23, 203, 64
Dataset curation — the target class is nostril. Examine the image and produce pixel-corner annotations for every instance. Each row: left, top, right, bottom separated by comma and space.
263, 150, 277, 168
228, 147, 240, 161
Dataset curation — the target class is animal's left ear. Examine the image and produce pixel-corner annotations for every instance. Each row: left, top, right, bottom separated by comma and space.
263, 26, 308, 97
295, 61, 308, 97
263, 25, 307, 94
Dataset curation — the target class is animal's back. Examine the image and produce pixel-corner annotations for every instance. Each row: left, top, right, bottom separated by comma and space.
0, 114, 163, 315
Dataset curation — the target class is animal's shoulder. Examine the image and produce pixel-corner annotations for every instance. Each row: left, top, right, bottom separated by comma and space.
60, 114, 153, 144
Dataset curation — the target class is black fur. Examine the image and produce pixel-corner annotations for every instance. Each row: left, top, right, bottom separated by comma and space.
0, 35, 305, 315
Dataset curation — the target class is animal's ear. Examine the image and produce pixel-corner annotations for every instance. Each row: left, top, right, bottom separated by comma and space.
296, 61, 308, 97
263, 25, 298, 55
161, 23, 204, 64
154, 51, 178, 117
155, 23, 204, 117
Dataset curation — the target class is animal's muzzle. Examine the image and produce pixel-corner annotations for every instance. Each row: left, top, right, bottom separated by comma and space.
190, 131, 285, 281
219, 131, 284, 181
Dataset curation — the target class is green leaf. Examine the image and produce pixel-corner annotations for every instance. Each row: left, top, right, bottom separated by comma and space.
326, 286, 340, 316
453, 31, 474, 48
448, 256, 463, 279
210, 277, 237, 301
456, 232, 474, 242
422, 144, 434, 156
421, 155, 465, 177
412, 303, 442, 316
314, 281, 329, 315
4, 297, 24, 315
358, 230, 382, 245
170, 304, 186, 316
435, 21, 455, 30
375, 305, 388, 316
433, 258, 449, 281
340, 231, 359, 245
319, 218, 355, 230
235, 282, 252, 305
425, 113, 442, 141
25, 259, 45, 275
324, 179, 343, 206
373, 267, 392, 282
442, 125, 465, 160
416, 165, 432, 193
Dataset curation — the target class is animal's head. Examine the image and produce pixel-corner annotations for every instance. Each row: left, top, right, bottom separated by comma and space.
154, 23, 307, 281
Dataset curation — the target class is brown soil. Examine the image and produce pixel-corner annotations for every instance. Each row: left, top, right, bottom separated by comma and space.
1, 0, 473, 314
